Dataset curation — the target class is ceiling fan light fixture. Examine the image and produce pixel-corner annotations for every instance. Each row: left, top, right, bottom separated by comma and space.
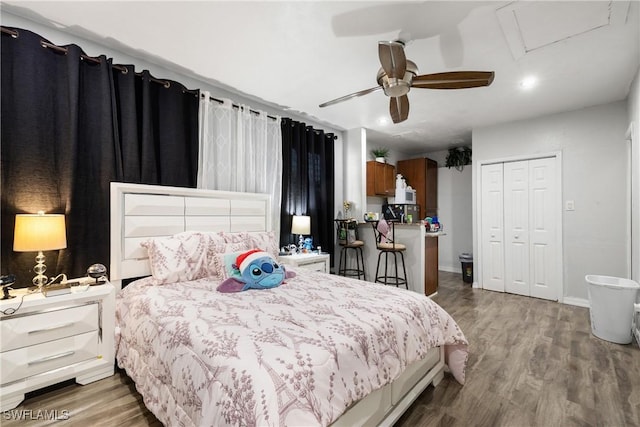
377, 61, 417, 97
319, 41, 494, 124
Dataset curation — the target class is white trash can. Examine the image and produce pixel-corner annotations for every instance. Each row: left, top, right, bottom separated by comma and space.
586, 275, 640, 344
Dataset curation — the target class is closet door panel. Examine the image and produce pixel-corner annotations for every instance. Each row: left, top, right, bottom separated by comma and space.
504, 161, 530, 296
481, 163, 505, 292
528, 157, 558, 300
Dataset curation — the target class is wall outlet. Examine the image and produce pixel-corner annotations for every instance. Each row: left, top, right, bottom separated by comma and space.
565, 200, 575, 211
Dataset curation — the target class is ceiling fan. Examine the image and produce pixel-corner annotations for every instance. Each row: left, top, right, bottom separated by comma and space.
319, 41, 495, 124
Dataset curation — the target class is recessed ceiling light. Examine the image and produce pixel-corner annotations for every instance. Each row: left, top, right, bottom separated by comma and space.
377, 117, 390, 125
520, 76, 537, 89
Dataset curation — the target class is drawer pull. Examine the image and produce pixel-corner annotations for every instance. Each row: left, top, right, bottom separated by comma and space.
28, 351, 75, 366
28, 322, 75, 334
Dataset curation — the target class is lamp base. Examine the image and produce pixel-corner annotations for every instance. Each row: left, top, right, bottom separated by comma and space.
32, 250, 48, 289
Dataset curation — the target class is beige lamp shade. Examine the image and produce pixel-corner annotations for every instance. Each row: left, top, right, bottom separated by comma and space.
14, 213, 67, 252
291, 215, 311, 235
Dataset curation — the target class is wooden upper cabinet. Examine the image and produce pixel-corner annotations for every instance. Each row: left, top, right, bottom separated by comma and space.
366, 161, 395, 196
397, 157, 438, 218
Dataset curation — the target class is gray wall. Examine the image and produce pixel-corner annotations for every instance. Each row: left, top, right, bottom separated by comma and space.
472, 101, 630, 302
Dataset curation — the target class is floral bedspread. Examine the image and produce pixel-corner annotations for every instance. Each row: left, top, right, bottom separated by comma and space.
115, 269, 468, 427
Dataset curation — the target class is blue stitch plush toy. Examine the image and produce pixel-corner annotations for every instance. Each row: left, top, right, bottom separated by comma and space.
303, 237, 313, 252
217, 249, 295, 293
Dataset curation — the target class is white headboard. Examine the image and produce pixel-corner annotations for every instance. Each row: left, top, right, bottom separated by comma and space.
110, 182, 271, 290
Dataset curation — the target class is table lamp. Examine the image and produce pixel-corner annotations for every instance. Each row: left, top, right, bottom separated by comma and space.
291, 215, 310, 250
13, 212, 67, 289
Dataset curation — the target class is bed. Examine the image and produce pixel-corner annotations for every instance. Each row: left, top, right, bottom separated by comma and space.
110, 182, 468, 427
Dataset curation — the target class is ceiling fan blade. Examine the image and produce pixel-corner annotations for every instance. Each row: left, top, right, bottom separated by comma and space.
412, 71, 495, 89
389, 95, 409, 124
379, 41, 406, 79
319, 86, 382, 108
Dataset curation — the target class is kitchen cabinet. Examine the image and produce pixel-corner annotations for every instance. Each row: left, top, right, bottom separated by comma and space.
425, 233, 439, 295
366, 161, 395, 196
397, 157, 438, 219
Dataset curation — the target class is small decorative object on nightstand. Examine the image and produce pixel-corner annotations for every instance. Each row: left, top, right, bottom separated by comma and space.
0, 280, 116, 411
278, 252, 330, 273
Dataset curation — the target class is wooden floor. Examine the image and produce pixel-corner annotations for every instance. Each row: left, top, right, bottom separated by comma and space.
3, 271, 639, 426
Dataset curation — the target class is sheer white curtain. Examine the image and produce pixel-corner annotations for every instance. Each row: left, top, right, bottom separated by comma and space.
197, 91, 283, 236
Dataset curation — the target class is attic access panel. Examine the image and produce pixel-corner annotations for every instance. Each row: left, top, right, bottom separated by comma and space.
497, 1, 630, 59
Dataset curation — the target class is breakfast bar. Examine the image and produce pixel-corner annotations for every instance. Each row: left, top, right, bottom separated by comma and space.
356, 222, 443, 296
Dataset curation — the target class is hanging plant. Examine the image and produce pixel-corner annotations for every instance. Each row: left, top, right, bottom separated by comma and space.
445, 146, 472, 171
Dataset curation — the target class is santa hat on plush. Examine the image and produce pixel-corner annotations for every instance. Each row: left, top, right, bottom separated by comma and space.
217, 248, 296, 293
234, 248, 271, 274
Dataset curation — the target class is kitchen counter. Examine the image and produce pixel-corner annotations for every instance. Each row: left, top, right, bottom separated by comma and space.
355, 222, 443, 296
425, 231, 446, 237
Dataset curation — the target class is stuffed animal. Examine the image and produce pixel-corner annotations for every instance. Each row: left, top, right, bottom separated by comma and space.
303, 237, 313, 252
217, 249, 295, 293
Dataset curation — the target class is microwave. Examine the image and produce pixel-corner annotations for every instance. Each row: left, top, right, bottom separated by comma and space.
390, 188, 416, 204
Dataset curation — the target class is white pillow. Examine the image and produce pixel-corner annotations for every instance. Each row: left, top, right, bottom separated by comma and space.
141, 232, 211, 284
246, 231, 279, 259
222, 231, 279, 259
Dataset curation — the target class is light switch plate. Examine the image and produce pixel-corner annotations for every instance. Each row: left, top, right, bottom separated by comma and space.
565, 200, 575, 211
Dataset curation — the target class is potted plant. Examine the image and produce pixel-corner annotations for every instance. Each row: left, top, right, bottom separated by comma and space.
445, 146, 472, 171
371, 147, 389, 163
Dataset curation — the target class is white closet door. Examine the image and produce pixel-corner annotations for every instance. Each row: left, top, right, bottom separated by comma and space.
528, 157, 558, 300
481, 163, 505, 292
504, 160, 530, 296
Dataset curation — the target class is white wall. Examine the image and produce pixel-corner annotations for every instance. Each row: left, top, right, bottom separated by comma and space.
436, 166, 473, 273
344, 128, 367, 220
628, 66, 640, 283
472, 101, 630, 301
422, 149, 474, 274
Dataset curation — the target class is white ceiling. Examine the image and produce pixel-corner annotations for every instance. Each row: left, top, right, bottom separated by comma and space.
2, 1, 639, 154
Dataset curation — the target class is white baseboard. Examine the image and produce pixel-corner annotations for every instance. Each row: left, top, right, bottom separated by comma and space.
438, 265, 460, 274
562, 296, 590, 308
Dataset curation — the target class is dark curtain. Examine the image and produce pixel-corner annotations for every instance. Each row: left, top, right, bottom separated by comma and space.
113, 68, 199, 185
1, 27, 198, 287
280, 118, 335, 262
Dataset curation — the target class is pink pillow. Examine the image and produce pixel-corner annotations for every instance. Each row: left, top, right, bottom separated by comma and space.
223, 231, 279, 258
142, 232, 210, 284
246, 231, 279, 258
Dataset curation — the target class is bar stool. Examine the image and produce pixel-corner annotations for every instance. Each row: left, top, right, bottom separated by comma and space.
334, 219, 366, 280
370, 219, 408, 289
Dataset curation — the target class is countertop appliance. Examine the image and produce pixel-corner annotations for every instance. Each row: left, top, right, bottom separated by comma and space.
383, 204, 419, 223
388, 187, 416, 204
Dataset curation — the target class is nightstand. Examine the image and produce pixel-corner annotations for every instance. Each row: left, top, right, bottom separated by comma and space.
278, 253, 330, 273
0, 282, 115, 411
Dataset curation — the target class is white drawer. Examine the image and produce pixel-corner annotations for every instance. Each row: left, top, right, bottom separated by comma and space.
1, 304, 98, 352
1, 331, 98, 384
297, 261, 326, 272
